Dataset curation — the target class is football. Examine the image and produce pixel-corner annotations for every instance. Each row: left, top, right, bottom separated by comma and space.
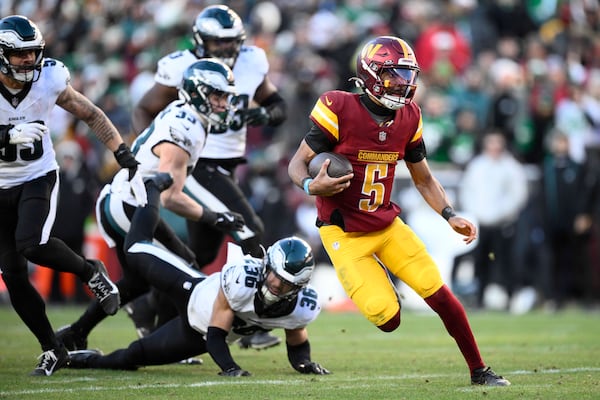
308, 152, 353, 178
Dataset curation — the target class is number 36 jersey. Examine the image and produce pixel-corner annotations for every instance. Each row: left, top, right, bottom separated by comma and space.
186, 253, 321, 343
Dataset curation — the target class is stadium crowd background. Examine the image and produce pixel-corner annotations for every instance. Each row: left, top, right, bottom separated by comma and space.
1, 0, 599, 313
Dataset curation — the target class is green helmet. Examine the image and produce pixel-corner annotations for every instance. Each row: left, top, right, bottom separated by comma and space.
178, 58, 236, 130
266, 236, 315, 287
0, 15, 45, 82
255, 237, 315, 314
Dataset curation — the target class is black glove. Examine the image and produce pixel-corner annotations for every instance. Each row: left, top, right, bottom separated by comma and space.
295, 361, 331, 375
242, 107, 270, 126
200, 209, 245, 232
113, 143, 139, 177
218, 367, 251, 377
114, 143, 147, 206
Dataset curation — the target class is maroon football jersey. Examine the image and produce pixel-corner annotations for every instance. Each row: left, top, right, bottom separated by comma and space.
309, 90, 423, 232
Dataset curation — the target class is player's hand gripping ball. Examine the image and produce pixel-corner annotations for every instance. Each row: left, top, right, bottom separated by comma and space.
308, 152, 353, 178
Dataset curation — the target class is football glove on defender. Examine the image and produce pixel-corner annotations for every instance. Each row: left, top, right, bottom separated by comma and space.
218, 367, 251, 377
242, 107, 270, 126
295, 361, 331, 375
200, 209, 245, 232
114, 143, 147, 207
8, 122, 48, 144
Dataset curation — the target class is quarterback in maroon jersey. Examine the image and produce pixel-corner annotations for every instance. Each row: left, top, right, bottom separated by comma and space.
288, 35, 510, 387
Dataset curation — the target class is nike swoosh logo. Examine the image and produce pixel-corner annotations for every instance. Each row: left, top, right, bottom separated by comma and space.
225, 214, 234, 222
325, 96, 332, 106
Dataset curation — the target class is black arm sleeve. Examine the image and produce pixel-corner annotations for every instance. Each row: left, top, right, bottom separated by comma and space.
404, 140, 427, 163
287, 340, 311, 371
304, 123, 334, 154
0, 124, 14, 149
206, 326, 240, 372
260, 91, 287, 127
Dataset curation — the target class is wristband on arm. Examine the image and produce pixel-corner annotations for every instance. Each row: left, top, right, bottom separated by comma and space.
441, 206, 457, 221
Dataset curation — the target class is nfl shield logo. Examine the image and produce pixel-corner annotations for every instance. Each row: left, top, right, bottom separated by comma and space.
379, 131, 387, 142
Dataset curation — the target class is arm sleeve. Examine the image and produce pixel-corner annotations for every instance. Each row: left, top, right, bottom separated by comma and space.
304, 123, 334, 154
287, 340, 311, 372
260, 91, 287, 127
206, 326, 240, 372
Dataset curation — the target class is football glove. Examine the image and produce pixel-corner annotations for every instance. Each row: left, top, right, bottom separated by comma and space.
218, 367, 251, 377
242, 107, 270, 126
114, 143, 147, 207
9, 122, 48, 144
295, 361, 331, 375
200, 210, 245, 232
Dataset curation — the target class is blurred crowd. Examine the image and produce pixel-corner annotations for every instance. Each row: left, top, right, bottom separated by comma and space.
3, 0, 599, 312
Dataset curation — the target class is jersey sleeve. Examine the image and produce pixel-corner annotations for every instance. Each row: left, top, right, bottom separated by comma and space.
238, 45, 269, 76
151, 103, 206, 156
220, 258, 262, 311
154, 50, 196, 87
42, 58, 70, 95
308, 90, 347, 143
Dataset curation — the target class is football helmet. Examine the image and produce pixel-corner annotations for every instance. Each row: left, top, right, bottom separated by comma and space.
354, 36, 420, 110
192, 5, 246, 68
178, 58, 237, 130
257, 237, 315, 306
0, 15, 45, 83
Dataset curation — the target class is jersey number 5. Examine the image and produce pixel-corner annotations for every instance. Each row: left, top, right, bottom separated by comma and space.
358, 163, 388, 212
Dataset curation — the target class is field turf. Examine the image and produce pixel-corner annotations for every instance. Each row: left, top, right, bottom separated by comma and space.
0, 305, 599, 399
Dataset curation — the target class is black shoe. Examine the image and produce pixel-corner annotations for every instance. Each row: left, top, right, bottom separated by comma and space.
87, 259, 120, 316
67, 349, 102, 369
55, 325, 88, 351
30, 344, 70, 376
144, 172, 174, 192
123, 299, 156, 339
238, 331, 282, 350
178, 357, 203, 365
471, 366, 511, 386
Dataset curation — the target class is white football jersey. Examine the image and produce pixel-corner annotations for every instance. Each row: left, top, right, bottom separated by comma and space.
187, 246, 321, 343
0, 58, 67, 188
154, 46, 268, 159
108, 99, 208, 205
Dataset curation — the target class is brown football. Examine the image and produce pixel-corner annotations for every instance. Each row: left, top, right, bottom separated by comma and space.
308, 152, 353, 178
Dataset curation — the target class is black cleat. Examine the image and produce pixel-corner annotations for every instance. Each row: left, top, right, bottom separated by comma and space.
144, 172, 174, 192
87, 259, 120, 316
30, 344, 70, 376
238, 331, 282, 350
67, 349, 102, 369
178, 357, 203, 365
123, 298, 156, 339
55, 325, 87, 351
471, 366, 511, 386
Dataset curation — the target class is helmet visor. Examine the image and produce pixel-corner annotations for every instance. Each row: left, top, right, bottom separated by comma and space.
381, 67, 418, 94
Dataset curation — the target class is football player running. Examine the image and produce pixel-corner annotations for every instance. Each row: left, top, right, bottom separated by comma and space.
55, 59, 245, 357
0, 15, 146, 376
288, 36, 510, 387
130, 4, 286, 350
66, 182, 328, 376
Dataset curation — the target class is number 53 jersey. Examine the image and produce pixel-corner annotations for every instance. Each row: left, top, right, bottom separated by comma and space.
186, 253, 322, 343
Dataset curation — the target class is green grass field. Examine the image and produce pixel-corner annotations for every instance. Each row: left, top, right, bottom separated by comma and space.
0, 305, 599, 400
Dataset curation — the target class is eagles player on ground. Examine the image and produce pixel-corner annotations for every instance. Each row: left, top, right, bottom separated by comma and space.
130, 4, 286, 350
65, 184, 328, 376
288, 36, 510, 386
0, 15, 147, 376
55, 59, 244, 357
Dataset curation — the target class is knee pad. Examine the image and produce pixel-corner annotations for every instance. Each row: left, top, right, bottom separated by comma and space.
364, 295, 400, 331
